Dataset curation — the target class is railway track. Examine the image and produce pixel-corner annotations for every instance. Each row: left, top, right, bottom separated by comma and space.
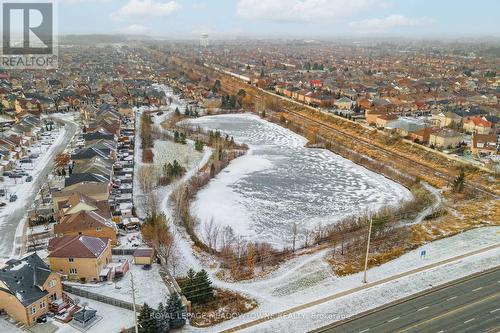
220, 78, 498, 199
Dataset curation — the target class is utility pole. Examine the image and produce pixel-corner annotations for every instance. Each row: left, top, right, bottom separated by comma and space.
363, 217, 373, 284
130, 273, 139, 333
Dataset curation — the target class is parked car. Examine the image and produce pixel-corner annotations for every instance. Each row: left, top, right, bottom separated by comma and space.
36, 315, 47, 323
0, 189, 5, 196
9, 173, 22, 179
0, 202, 6, 207
26, 175, 33, 182
142, 264, 152, 271
2, 171, 11, 177
9, 194, 17, 202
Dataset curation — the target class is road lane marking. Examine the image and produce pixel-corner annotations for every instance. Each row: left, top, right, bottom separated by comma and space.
472, 287, 482, 292
417, 306, 429, 311
388, 317, 400, 322
397, 292, 499, 333
490, 308, 500, 313
446, 296, 457, 301
359, 329, 370, 333
463, 318, 475, 324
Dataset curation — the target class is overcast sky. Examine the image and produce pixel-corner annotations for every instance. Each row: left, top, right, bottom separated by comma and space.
58, 0, 500, 38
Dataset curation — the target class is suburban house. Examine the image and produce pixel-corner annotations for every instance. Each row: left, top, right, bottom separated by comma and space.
375, 114, 398, 128
0, 253, 62, 326
334, 97, 353, 110
52, 184, 110, 212
48, 236, 112, 282
471, 133, 498, 155
408, 127, 438, 144
463, 116, 492, 134
431, 111, 462, 128
429, 129, 462, 148
54, 208, 118, 245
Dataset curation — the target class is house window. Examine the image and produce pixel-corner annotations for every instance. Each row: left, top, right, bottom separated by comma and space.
40, 301, 46, 309
31, 306, 36, 314
49, 279, 56, 288
96, 227, 102, 232
50, 293, 57, 302
69, 268, 77, 275
68, 257, 74, 262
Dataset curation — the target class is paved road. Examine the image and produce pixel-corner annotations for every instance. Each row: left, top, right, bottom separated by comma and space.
315, 268, 500, 333
0, 117, 78, 259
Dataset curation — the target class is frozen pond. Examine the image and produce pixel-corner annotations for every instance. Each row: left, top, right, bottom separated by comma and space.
186, 114, 412, 249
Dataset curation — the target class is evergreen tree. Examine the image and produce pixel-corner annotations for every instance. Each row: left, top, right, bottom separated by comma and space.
167, 294, 186, 329
195, 139, 204, 152
180, 269, 196, 301
179, 132, 186, 144
137, 303, 157, 333
452, 170, 466, 193
174, 107, 180, 116
194, 269, 213, 303
155, 302, 170, 333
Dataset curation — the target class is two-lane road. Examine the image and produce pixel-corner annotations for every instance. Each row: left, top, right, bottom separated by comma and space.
0, 116, 78, 259
314, 267, 500, 333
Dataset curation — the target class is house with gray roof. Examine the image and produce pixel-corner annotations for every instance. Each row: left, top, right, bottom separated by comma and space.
0, 253, 62, 326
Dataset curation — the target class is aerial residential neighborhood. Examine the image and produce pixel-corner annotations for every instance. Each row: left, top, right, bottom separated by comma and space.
0, 1, 498, 333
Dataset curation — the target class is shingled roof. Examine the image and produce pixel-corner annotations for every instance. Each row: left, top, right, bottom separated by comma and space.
0, 253, 52, 306
48, 236, 109, 259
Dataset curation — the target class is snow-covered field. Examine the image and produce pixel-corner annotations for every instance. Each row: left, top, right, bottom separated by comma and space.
186, 114, 412, 249
183, 226, 500, 332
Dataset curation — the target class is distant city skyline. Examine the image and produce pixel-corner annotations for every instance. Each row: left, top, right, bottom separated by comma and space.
58, 0, 500, 38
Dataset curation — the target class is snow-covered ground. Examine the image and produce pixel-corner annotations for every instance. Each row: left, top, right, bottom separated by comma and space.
182, 226, 500, 332
185, 114, 412, 249
66, 257, 170, 307
0, 293, 136, 333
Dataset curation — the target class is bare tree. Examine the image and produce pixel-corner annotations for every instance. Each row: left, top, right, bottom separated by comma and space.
203, 218, 221, 253
292, 223, 298, 253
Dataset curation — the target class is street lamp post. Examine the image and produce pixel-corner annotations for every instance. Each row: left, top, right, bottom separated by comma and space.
130, 272, 139, 333
363, 217, 373, 284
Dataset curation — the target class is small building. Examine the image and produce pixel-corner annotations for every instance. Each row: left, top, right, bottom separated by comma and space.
429, 129, 462, 148
73, 307, 97, 328
133, 248, 155, 265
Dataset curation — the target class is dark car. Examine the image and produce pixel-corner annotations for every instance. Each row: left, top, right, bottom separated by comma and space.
0, 202, 6, 207
26, 175, 33, 182
2, 171, 11, 177
9, 194, 17, 202
142, 264, 152, 271
9, 173, 22, 179
36, 315, 47, 323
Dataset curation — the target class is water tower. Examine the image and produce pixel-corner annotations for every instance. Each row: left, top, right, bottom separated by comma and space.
200, 33, 209, 48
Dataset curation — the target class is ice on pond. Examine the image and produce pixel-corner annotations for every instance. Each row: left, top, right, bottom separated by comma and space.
186, 114, 412, 249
